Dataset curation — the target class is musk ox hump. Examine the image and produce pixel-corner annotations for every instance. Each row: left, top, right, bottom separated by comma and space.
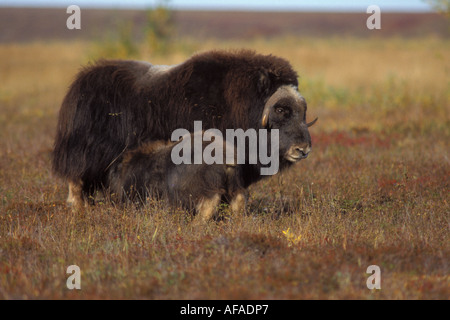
136, 63, 179, 87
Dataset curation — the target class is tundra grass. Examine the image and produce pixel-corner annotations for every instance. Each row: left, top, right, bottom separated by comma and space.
0, 37, 448, 299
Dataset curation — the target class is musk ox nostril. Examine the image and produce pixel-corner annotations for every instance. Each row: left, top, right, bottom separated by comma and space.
285, 145, 310, 162
294, 146, 311, 159
297, 148, 308, 158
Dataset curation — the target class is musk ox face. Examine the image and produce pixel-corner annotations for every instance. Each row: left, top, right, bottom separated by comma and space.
261, 85, 317, 164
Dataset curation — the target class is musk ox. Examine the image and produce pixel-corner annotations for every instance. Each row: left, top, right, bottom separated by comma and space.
108, 132, 246, 222
52, 49, 317, 209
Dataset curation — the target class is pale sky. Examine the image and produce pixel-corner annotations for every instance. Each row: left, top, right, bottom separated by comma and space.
0, 0, 434, 12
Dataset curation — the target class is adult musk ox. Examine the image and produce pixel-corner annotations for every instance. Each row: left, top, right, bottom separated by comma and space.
52, 49, 317, 209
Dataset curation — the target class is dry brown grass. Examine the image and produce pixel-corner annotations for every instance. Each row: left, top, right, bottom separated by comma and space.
0, 36, 449, 299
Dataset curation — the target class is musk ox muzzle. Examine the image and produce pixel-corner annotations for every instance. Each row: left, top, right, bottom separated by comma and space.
286, 144, 312, 162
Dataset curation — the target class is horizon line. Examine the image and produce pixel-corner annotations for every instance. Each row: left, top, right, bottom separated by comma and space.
0, 4, 434, 13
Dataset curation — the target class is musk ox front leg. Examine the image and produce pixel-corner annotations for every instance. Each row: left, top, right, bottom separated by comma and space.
195, 191, 245, 224
230, 192, 246, 214
66, 180, 85, 210
195, 193, 222, 223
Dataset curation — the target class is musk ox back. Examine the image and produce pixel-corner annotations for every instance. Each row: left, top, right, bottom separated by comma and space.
108, 132, 245, 222
53, 49, 316, 209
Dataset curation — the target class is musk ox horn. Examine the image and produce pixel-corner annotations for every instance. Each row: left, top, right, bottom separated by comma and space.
307, 117, 318, 127
261, 113, 269, 128
261, 86, 290, 127
261, 99, 272, 128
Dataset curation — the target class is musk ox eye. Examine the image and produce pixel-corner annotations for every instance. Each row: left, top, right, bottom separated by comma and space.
275, 107, 284, 114
275, 106, 291, 118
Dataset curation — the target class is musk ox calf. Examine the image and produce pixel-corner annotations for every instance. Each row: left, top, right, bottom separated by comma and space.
108, 132, 246, 222
52, 49, 317, 210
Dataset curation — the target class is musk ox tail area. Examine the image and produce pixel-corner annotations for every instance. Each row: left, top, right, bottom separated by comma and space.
52, 60, 151, 193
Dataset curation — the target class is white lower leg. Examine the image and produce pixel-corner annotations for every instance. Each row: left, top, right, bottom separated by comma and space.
196, 194, 221, 222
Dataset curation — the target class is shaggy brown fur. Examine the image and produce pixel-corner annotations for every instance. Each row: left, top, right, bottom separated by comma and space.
52, 50, 314, 209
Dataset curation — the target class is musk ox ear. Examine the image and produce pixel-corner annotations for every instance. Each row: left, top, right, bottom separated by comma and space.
257, 69, 271, 95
